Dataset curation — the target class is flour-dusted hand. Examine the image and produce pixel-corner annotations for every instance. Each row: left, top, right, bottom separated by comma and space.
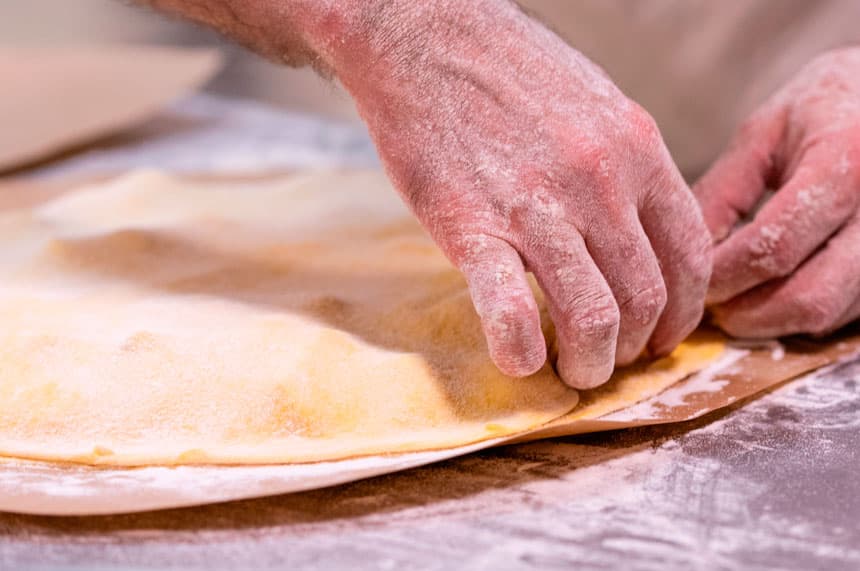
695, 48, 860, 338
321, 1, 710, 388
140, 0, 711, 388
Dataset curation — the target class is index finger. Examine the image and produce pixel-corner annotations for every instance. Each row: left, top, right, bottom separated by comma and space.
693, 108, 786, 240
708, 142, 860, 304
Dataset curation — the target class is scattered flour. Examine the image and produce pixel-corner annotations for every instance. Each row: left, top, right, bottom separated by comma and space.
601, 347, 749, 421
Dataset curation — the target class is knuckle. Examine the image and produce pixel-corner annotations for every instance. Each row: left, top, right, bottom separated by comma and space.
734, 105, 778, 142
729, 111, 778, 157
564, 140, 615, 185
626, 106, 662, 147
482, 307, 525, 341
617, 104, 666, 161
763, 252, 797, 279
450, 233, 503, 271
483, 292, 536, 326
563, 294, 621, 341
618, 282, 668, 326
747, 225, 799, 278
557, 108, 664, 192
479, 296, 545, 376
830, 182, 859, 220
736, 115, 764, 141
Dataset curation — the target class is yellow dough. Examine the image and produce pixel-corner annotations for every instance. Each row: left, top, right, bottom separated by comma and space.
558, 329, 726, 423
0, 170, 725, 466
0, 171, 579, 465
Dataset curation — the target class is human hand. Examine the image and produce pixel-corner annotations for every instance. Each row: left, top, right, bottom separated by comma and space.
319, 1, 710, 388
140, 0, 710, 388
694, 48, 860, 338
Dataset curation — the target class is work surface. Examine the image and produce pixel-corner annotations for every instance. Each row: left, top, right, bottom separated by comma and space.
1, 358, 858, 570
1, 96, 858, 571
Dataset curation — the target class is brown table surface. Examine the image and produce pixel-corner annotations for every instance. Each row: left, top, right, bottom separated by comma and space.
1, 96, 858, 571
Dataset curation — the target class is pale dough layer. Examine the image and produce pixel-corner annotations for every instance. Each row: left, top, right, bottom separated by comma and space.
0, 171, 723, 466
0, 171, 579, 465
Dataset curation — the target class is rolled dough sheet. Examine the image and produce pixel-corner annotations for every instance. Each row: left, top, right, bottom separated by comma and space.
0, 170, 854, 515
3, 335, 855, 515
0, 169, 579, 466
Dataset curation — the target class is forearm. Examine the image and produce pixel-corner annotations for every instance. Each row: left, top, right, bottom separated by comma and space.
138, 0, 338, 69
138, 1, 532, 81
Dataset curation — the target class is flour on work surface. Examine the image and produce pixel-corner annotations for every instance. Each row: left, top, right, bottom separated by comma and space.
602, 347, 749, 421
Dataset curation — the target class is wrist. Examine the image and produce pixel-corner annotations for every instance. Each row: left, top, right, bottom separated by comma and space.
297, 0, 529, 93
251, 0, 405, 72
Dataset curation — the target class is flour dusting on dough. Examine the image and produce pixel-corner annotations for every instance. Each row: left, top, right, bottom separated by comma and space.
0, 170, 578, 466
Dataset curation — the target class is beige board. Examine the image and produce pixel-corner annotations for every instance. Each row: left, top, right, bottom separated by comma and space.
0, 45, 221, 173
0, 170, 857, 515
